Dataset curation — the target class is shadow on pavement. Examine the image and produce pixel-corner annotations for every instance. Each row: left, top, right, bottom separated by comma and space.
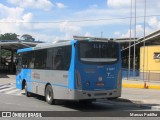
24, 93, 156, 111
106, 98, 159, 110
0, 74, 9, 78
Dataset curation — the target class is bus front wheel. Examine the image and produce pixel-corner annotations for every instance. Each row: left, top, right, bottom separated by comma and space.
45, 85, 55, 105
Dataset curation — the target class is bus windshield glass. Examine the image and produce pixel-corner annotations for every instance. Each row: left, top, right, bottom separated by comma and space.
79, 41, 119, 63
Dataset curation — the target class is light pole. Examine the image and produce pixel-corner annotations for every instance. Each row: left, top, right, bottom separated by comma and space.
128, 0, 133, 79
133, 0, 136, 79
143, 0, 146, 81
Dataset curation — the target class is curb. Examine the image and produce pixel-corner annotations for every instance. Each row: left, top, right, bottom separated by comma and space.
122, 83, 160, 90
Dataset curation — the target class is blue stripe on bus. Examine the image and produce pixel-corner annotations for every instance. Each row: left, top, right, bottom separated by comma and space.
51, 84, 68, 88
68, 40, 77, 89
17, 47, 33, 53
31, 80, 68, 88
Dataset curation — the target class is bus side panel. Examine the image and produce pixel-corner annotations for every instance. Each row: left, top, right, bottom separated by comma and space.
31, 69, 46, 96
31, 69, 69, 97
16, 69, 32, 92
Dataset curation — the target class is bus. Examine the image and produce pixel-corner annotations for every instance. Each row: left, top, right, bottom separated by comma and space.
16, 36, 122, 104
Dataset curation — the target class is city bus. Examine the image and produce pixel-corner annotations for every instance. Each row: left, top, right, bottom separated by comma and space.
16, 36, 122, 104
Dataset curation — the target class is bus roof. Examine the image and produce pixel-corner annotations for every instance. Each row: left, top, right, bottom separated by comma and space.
73, 36, 112, 41
17, 36, 118, 53
17, 40, 74, 53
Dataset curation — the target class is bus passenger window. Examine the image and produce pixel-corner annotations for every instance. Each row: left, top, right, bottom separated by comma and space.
53, 55, 62, 69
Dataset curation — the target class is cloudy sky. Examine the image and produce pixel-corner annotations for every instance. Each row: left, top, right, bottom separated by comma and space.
0, 0, 160, 42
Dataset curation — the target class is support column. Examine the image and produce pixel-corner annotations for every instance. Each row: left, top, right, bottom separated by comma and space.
10, 49, 14, 74
0, 46, 1, 73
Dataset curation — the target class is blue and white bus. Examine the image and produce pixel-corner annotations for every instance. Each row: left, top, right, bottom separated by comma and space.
16, 36, 122, 104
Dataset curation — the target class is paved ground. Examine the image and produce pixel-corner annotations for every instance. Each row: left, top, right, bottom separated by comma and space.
0, 74, 16, 84
0, 74, 160, 110
120, 88, 160, 110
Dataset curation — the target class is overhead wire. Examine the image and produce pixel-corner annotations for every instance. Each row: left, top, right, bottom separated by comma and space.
0, 14, 160, 23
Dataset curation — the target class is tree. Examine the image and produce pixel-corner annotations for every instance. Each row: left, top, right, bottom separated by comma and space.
0, 49, 11, 57
0, 33, 19, 40
0, 33, 18, 61
21, 34, 35, 41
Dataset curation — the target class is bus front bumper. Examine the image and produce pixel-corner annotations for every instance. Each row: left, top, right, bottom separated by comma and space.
67, 89, 121, 100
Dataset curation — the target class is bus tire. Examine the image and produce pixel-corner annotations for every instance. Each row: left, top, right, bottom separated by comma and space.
25, 82, 31, 97
45, 85, 55, 105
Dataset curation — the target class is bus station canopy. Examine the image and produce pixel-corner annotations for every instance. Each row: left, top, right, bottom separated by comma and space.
121, 29, 160, 51
0, 40, 41, 51
0, 40, 42, 74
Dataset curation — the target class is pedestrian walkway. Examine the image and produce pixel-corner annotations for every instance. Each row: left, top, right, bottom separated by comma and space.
0, 74, 16, 84
0, 83, 24, 96
0, 74, 24, 96
122, 79, 160, 90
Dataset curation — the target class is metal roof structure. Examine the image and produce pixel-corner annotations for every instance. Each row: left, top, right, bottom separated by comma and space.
0, 40, 42, 51
113, 38, 137, 43
0, 29, 160, 52
121, 29, 160, 51
73, 35, 111, 41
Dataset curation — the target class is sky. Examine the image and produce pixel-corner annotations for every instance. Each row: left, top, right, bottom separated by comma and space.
0, 0, 160, 42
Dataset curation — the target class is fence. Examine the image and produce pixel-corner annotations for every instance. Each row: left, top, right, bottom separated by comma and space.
122, 68, 160, 82
139, 70, 160, 81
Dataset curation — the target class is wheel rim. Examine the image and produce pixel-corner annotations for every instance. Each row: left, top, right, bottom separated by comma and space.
47, 88, 52, 101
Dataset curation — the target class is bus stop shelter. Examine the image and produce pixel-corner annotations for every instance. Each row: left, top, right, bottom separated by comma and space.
0, 40, 40, 74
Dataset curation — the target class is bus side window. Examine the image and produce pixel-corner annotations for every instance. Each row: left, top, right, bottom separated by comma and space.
34, 49, 47, 69
53, 55, 62, 69
29, 60, 34, 68
46, 46, 71, 70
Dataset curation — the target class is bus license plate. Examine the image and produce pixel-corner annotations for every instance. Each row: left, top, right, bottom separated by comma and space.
96, 82, 104, 86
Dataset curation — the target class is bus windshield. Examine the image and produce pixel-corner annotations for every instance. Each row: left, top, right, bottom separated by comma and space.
79, 41, 119, 63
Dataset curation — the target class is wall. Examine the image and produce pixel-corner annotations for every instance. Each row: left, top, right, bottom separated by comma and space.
140, 45, 160, 81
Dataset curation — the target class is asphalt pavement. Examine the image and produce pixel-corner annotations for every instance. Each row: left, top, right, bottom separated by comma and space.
0, 74, 160, 110
122, 78, 160, 110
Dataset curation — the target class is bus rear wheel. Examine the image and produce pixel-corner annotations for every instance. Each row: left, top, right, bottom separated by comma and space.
45, 85, 55, 105
25, 82, 31, 97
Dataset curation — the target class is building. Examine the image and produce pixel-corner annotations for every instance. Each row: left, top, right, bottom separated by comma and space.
120, 29, 160, 81
140, 45, 160, 81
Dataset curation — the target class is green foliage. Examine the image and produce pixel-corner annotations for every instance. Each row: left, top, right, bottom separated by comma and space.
0, 49, 11, 57
0, 33, 19, 40
21, 34, 35, 41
